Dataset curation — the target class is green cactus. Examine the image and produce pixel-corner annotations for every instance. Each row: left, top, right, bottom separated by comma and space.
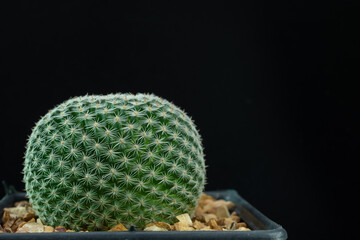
23, 93, 206, 231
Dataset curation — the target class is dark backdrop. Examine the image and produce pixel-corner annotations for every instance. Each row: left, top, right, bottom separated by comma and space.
0, 1, 358, 239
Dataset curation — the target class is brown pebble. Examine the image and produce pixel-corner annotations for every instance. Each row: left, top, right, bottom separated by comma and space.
217, 217, 234, 230
215, 205, 230, 218
11, 218, 26, 232
200, 194, 216, 202
144, 225, 168, 231
197, 197, 215, 209
230, 211, 241, 222
194, 206, 205, 218
194, 214, 205, 222
16, 222, 44, 233
173, 213, 195, 231
235, 222, 247, 229
44, 226, 54, 232
2, 211, 17, 229
193, 220, 206, 230
203, 213, 217, 223
55, 226, 67, 232
17, 221, 27, 229
209, 219, 222, 231
14, 201, 31, 208
144, 222, 171, 231
216, 218, 226, 226
202, 203, 216, 214
176, 214, 193, 227
2, 206, 35, 222
199, 226, 213, 231
108, 223, 127, 231
173, 222, 195, 231
213, 200, 235, 211
235, 226, 251, 231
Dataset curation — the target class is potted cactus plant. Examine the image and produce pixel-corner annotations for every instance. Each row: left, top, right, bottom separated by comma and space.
0, 93, 287, 239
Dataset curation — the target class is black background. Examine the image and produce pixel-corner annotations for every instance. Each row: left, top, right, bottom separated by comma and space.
0, 1, 358, 239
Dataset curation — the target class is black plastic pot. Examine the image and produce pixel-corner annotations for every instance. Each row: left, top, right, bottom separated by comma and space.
0, 182, 287, 240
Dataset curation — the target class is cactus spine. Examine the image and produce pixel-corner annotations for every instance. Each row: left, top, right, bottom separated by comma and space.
23, 93, 206, 231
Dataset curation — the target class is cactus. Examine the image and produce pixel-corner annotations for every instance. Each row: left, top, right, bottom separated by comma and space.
23, 93, 206, 231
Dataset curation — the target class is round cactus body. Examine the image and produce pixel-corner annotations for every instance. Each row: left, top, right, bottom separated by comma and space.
23, 93, 206, 231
